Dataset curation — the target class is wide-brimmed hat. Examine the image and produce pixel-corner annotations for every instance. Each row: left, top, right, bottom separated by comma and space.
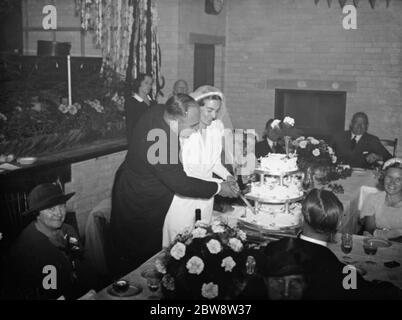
260, 238, 313, 277
22, 183, 75, 216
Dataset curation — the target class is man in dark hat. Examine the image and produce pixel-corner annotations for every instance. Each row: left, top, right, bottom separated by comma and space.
2, 183, 96, 300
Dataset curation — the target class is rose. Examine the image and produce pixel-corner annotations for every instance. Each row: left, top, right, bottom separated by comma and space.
283, 116, 295, 126
68, 104, 78, 115
312, 148, 320, 157
162, 274, 175, 291
211, 224, 225, 233
155, 258, 167, 274
270, 119, 281, 128
186, 256, 204, 275
206, 239, 222, 254
229, 238, 243, 252
201, 282, 219, 299
192, 227, 207, 238
58, 104, 69, 114
332, 155, 337, 164
170, 242, 186, 260
299, 140, 308, 149
327, 146, 334, 155
194, 220, 209, 228
69, 237, 79, 245
237, 230, 247, 241
0, 112, 7, 121
221, 256, 236, 272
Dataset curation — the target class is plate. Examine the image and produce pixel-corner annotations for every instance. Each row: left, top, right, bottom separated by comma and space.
106, 283, 142, 297
17, 157, 37, 165
364, 237, 392, 248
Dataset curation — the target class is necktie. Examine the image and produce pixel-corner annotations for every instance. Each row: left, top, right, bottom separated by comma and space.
272, 142, 276, 153
351, 136, 357, 150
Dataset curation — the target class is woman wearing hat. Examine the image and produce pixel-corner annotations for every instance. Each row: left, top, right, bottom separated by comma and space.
3, 183, 95, 300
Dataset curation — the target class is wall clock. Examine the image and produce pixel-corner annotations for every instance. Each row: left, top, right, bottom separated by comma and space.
205, 0, 224, 15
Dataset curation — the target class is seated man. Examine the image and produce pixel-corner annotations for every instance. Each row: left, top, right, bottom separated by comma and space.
332, 112, 391, 168
255, 119, 285, 158
3, 183, 97, 300
260, 189, 401, 300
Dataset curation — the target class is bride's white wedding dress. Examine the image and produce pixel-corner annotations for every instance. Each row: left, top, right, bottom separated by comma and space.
162, 119, 231, 247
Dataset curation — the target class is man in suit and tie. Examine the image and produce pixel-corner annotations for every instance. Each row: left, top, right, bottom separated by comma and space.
255, 119, 285, 158
108, 94, 239, 277
332, 112, 391, 168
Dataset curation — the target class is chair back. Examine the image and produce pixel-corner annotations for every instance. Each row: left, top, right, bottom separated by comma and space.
380, 138, 398, 157
84, 198, 111, 277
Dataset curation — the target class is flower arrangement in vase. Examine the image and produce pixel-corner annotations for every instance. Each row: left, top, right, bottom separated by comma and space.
155, 220, 257, 300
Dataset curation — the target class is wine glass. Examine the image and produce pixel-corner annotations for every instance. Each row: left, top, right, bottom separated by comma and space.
141, 268, 162, 299
363, 238, 378, 265
341, 233, 353, 261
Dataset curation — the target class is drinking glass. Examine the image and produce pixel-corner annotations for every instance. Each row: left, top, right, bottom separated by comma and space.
341, 233, 353, 260
363, 238, 378, 265
141, 268, 162, 299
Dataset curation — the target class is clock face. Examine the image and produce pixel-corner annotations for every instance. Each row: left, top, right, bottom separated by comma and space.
206, 0, 224, 15
213, 0, 224, 13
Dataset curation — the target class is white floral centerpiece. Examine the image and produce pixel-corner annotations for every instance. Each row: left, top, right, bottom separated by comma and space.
293, 136, 351, 186
155, 220, 254, 300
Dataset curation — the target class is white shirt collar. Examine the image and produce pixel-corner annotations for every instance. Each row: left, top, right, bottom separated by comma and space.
299, 234, 328, 247
351, 133, 362, 142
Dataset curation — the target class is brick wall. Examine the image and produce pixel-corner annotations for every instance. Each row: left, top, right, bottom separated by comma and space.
63, 151, 126, 236
177, 0, 227, 92
224, 0, 402, 155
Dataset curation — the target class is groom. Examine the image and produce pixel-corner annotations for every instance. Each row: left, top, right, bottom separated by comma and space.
108, 94, 239, 277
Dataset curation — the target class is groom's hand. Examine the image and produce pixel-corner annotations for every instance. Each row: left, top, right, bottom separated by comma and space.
226, 176, 241, 194
218, 181, 239, 198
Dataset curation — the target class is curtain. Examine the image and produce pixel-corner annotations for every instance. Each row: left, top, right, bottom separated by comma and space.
76, 0, 163, 99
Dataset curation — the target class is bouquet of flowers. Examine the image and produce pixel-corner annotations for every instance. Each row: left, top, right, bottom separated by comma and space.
293, 136, 337, 171
155, 220, 255, 300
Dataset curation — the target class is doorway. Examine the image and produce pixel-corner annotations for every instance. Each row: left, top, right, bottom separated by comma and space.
193, 43, 215, 90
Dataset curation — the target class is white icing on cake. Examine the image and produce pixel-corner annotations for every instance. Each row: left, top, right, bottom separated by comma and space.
259, 153, 298, 174
249, 181, 303, 202
241, 203, 302, 230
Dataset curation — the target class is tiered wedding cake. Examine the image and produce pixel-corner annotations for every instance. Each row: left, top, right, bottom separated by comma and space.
240, 153, 303, 231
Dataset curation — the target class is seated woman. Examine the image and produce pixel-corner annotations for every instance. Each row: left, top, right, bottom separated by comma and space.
3, 183, 97, 299
361, 158, 402, 241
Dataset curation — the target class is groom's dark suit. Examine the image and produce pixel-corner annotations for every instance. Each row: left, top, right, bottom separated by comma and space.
108, 105, 219, 276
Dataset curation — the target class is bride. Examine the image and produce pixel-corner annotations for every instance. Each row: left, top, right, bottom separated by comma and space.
162, 86, 236, 247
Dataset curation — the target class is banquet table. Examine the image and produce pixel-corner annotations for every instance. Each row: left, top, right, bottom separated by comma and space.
94, 233, 402, 300
94, 170, 393, 300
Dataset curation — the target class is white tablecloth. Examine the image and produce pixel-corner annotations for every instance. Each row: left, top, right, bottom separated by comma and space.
335, 171, 378, 234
